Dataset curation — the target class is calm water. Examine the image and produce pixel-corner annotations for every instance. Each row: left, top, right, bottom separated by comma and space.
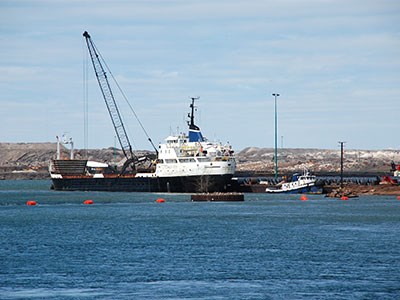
1, 180, 399, 299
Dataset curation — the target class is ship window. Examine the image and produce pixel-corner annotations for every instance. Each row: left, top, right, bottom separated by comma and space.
165, 159, 177, 163
197, 157, 211, 162
179, 158, 196, 163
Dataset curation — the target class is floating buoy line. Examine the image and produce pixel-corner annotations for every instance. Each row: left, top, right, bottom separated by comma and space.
22, 194, 400, 206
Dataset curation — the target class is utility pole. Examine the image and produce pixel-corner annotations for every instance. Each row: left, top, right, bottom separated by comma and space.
339, 141, 345, 189
272, 93, 280, 180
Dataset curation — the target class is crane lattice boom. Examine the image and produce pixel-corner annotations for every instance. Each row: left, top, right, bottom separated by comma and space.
83, 31, 135, 162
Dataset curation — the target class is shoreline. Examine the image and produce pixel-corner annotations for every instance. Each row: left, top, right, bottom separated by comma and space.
1, 172, 399, 196
323, 183, 400, 197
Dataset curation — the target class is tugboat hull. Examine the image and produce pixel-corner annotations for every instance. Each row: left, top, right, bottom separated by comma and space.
265, 185, 322, 194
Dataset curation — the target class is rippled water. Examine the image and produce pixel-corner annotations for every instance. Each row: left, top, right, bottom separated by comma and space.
1, 180, 399, 299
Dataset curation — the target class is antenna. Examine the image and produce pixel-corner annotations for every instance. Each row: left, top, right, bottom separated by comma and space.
59, 133, 74, 159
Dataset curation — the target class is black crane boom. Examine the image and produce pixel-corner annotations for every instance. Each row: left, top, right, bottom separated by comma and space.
83, 31, 136, 164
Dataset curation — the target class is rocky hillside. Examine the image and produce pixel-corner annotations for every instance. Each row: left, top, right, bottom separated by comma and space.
236, 147, 400, 174
0, 143, 133, 179
0, 143, 399, 179
0, 143, 56, 166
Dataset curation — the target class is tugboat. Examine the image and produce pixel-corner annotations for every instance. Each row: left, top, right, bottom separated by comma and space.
49, 32, 235, 193
265, 169, 321, 194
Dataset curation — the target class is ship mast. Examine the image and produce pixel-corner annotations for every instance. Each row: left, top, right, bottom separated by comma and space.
187, 97, 204, 142
188, 97, 200, 130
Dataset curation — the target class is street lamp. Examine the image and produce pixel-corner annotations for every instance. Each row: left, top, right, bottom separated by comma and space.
272, 93, 280, 180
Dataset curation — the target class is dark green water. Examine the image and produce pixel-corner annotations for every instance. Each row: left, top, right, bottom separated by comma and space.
1, 180, 399, 299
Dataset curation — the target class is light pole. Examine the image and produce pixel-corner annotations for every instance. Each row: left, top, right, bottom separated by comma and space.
272, 93, 280, 180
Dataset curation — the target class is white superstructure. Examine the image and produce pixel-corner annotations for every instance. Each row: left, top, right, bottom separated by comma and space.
138, 97, 235, 178
141, 133, 235, 177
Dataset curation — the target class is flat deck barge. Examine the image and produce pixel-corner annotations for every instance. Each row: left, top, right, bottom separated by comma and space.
191, 193, 244, 202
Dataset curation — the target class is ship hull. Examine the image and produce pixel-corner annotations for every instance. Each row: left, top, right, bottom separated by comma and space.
265, 185, 322, 194
51, 174, 233, 193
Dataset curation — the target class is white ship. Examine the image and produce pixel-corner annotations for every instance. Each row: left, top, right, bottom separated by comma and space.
50, 98, 236, 193
50, 32, 236, 193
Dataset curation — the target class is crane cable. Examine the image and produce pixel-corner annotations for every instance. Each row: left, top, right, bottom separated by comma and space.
91, 41, 158, 154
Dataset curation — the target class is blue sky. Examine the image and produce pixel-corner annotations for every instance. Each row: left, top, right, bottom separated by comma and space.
1, 0, 399, 151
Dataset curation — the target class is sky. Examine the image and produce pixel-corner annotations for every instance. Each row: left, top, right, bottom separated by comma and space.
1, 0, 399, 151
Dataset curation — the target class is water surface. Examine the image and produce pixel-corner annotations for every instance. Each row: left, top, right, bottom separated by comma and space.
1, 180, 399, 299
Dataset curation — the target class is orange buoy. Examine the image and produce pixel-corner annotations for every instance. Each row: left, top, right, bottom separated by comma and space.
300, 195, 308, 201
341, 196, 349, 201
83, 199, 94, 205
396, 196, 400, 200
26, 200, 37, 206
155, 198, 165, 203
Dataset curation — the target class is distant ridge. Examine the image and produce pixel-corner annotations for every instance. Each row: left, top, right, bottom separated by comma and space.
0, 143, 398, 179
236, 147, 400, 173
0, 142, 56, 150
